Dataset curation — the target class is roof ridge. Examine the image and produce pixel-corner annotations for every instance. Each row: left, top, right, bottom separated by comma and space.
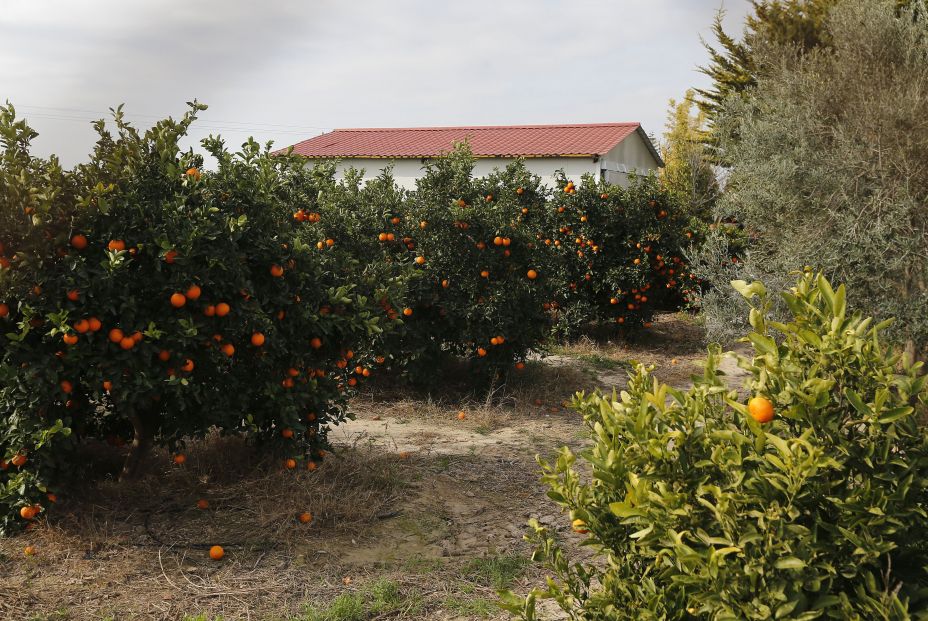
331, 122, 640, 132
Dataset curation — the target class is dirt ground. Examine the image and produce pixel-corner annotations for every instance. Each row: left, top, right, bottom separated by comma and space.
0, 313, 749, 621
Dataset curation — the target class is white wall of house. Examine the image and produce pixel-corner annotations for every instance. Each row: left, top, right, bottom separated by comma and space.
308, 135, 660, 191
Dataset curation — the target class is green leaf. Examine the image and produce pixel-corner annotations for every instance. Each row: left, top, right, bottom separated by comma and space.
774, 557, 805, 570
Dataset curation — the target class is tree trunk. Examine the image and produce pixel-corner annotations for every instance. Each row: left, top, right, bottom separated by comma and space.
120, 412, 151, 481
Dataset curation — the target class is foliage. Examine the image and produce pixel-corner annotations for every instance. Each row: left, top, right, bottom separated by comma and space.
660, 90, 719, 222
0, 103, 384, 533
697, 0, 928, 356
504, 272, 928, 620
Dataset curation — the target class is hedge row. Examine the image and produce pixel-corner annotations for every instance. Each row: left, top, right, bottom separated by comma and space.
0, 105, 699, 530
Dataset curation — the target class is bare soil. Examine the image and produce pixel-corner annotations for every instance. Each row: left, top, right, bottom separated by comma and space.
0, 313, 748, 620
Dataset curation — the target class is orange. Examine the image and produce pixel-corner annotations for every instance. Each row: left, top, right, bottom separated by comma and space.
70, 234, 88, 250
527, 269, 538, 280
203, 304, 216, 317
23, 545, 37, 556
186, 167, 201, 180
306, 461, 318, 471
164, 249, 178, 264
386, 233, 395, 241
503, 237, 511, 247
748, 396, 775, 423
441, 279, 449, 288
0, 303, 8, 318
572, 519, 589, 534
310, 337, 322, 349
46, 493, 57, 503
197, 499, 209, 510
120, 337, 135, 350
186, 284, 201, 301
457, 411, 466, 420
251, 332, 265, 347
181, 359, 194, 373
62, 333, 79, 346
403, 308, 413, 317
298, 512, 313, 524
221, 343, 235, 357
419, 221, 427, 229
415, 256, 425, 265
66, 289, 80, 302
480, 270, 489, 278
19, 506, 36, 520
285, 458, 297, 469
60, 380, 73, 394
103, 380, 113, 392
600, 193, 609, 199
325, 238, 335, 247
476, 348, 487, 357
107, 239, 126, 252
281, 428, 294, 439
73, 319, 90, 334
515, 362, 526, 370
516, 187, 524, 195
173, 454, 186, 465
209, 545, 224, 561
158, 349, 171, 362
493, 236, 503, 246
88, 317, 102, 332
170, 292, 186, 308
11, 453, 27, 467
215, 302, 230, 317
270, 264, 284, 277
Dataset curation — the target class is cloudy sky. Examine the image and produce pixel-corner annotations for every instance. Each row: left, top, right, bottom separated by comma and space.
1, 0, 751, 167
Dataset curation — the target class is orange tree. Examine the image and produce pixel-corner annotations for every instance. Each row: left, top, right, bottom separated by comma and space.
0, 104, 384, 533
536, 172, 701, 338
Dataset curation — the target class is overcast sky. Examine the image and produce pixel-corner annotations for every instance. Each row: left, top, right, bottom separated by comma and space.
0, 0, 752, 168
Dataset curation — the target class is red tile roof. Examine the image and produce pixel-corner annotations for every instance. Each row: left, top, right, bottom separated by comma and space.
284, 123, 648, 159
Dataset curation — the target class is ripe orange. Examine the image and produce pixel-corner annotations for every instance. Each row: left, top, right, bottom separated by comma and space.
181, 359, 195, 372
173, 454, 186, 465
0, 303, 8, 318
515, 362, 526, 370
270, 264, 284, 277
186, 284, 202, 301
66, 289, 80, 302
11, 453, 27, 467
158, 349, 171, 362
476, 348, 487, 357
516, 187, 524, 195
186, 167, 201, 180
197, 499, 209, 510
107, 239, 126, 252
527, 269, 538, 280
70, 234, 88, 250
215, 302, 230, 317
298, 512, 313, 524
164, 249, 178, 264
457, 411, 467, 420
310, 337, 322, 349
402, 308, 413, 317
281, 428, 294, 439
441, 279, 449, 288
572, 518, 589, 534
19, 506, 36, 520
285, 458, 297, 469
120, 336, 135, 350
419, 221, 427, 229
60, 380, 73, 394
209, 545, 224, 561
480, 270, 489, 278
88, 317, 102, 332
307, 461, 318, 471
493, 236, 503, 246
221, 343, 235, 357
748, 396, 775, 423
103, 380, 113, 392
73, 319, 90, 334
251, 332, 265, 347
46, 493, 57, 503
325, 238, 334, 247
62, 333, 79, 346
415, 256, 425, 265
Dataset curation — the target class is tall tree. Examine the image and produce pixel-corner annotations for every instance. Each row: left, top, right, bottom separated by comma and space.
660, 90, 718, 222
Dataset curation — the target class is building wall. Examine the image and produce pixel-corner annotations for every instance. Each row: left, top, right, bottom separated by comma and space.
307, 135, 661, 191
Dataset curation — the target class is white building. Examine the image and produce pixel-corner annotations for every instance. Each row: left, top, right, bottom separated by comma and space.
285, 123, 663, 190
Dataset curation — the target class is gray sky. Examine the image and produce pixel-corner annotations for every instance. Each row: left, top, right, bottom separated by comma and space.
0, 0, 751, 167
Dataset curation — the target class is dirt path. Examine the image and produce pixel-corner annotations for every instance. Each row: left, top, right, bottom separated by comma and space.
0, 314, 750, 620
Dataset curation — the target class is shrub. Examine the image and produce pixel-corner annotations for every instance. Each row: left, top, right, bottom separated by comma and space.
0, 104, 384, 533
504, 272, 928, 619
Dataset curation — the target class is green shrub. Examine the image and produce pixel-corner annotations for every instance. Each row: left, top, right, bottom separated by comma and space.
504, 272, 928, 619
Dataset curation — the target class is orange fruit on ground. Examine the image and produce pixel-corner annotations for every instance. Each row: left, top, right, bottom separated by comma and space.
186, 284, 202, 301
285, 458, 297, 469
173, 454, 186, 465
215, 302, 230, 317
270, 264, 284, 277
62, 333, 79, 346
527, 269, 538, 280
102, 380, 113, 392
298, 512, 313, 524
748, 396, 775, 424
24, 545, 37, 556
309, 337, 322, 349
251, 332, 265, 347
209, 545, 224, 561
197, 499, 209, 510
221, 343, 235, 357
66, 289, 80, 302
307, 461, 318, 471
0, 303, 8, 318
70, 234, 88, 250
60, 380, 73, 394
457, 411, 467, 420
170, 292, 187, 308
